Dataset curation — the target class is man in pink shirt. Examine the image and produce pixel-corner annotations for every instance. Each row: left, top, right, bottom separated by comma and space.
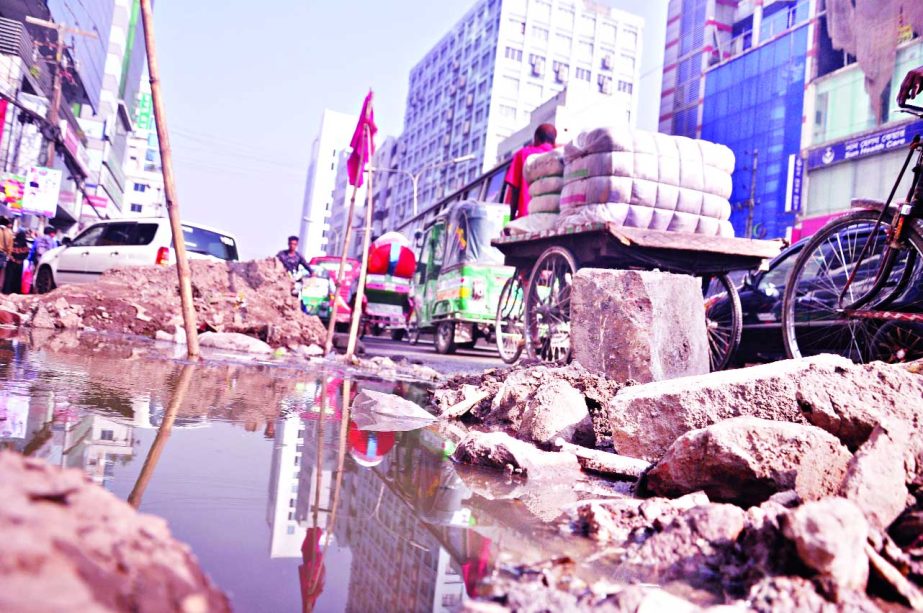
505, 123, 557, 220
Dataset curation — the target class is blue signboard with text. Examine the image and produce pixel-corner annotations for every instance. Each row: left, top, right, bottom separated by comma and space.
807, 120, 923, 170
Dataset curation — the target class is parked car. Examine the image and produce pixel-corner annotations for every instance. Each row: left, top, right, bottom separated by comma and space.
733, 240, 804, 364
34, 218, 239, 294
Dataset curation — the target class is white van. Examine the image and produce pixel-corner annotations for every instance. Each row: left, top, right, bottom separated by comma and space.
34, 218, 239, 294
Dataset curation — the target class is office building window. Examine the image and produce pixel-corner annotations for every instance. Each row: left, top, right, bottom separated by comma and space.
579, 15, 595, 37
623, 29, 638, 49
577, 41, 593, 61
617, 80, 633, 94
621, 54, 636, 72
532, 0, 551, 21
504, 46, 523, 61
531, 25, 549, 41
601, 22, 617, 43
526, 82, 543, 102
133, 183, 146, 192
130, 203, 143, 213
508, 17, 525, 38
555, 33, 572, 54
575, 66, 591, 81
498, 104, 517, 120
501, 76, 520, 97
557, 7, 575, 27
100, 430, 114, 441
598, 75, 613, 94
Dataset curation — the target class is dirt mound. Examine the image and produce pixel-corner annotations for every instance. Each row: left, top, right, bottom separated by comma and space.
3, 258, 326, 348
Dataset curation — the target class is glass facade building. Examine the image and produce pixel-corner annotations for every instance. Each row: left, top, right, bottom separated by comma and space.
701, 24, 809, 239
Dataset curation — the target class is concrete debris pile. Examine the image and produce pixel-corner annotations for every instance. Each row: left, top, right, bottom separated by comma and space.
0, 451, 230, 612
437, 355, 923, 611
0, 258, 326, 351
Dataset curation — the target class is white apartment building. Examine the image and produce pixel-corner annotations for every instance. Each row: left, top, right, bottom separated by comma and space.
300, 109, 358, 258
122, 89, 165, 217
327, 149, 367, 259
393, 0, 643, 226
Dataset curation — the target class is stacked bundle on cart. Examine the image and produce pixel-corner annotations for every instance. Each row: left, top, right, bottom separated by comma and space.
505, 149, 565, 235
559, 128, 736, 237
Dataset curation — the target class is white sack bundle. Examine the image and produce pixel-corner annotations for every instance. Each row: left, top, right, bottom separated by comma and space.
529, 175, 564, 198
505, 212, 560, 235
524, 149, 565, 183
529, 193, 561, 214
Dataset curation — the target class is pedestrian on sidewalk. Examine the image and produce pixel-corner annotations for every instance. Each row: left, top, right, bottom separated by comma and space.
504, 123, 557, 221
0, 217, 12, 291
29, 226, 58, 264
3, 231, 29, 294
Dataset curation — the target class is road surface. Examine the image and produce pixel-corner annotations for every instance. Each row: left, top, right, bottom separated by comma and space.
361, 335, 503, 375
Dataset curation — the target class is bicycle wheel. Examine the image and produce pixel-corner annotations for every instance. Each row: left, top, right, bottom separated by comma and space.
495, 274, 525, 364
525, 246, 577, 364
703, 274, 743, 371
870, 321, 923, 363
782, 210, 923, 362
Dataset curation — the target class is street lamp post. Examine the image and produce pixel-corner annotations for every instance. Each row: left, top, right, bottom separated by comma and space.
373, 154, 476, 219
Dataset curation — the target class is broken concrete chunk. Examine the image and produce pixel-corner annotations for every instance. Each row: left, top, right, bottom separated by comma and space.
452, 431, 579, 477
644, 417, 852, 507
520, 379, 590, 445
351, 390, 435, 432
571, 269, 709, 384
197, 331, 272, 355
782, 498, 869, 596
607, 354, 852, 462
839, 420, 911, 530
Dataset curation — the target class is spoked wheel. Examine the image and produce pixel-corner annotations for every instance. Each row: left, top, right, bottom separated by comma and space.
525, 247, 577, 364
702, 274, 743, 371
782, 210, 923, 362
870, 321, 923, 363
495, 273, 526, 364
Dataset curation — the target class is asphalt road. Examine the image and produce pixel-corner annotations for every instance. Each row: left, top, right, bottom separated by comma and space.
360, 335, 503, 376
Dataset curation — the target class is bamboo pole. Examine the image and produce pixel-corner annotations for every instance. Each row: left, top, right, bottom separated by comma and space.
345, 143, 375, 359
128, 364, 196, 508
322, 177, 361, 355
139, 0, 200, 359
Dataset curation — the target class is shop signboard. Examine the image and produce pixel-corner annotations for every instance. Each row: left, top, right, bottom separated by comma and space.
0, 173, 25, 211
86, 194, 108, 209
59, 120, 91, 176
807, 120, 923, 170
134, 92, 154, 131
22, 166, 62, 217
785, 153, 804, 213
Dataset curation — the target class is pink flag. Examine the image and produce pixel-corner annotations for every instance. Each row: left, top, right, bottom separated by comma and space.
347, 91, 377, 187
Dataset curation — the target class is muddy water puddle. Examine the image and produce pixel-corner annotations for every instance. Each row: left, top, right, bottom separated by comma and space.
0, 331, 610, 612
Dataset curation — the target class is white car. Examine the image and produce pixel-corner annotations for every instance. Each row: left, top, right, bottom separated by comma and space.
34, 218, 239, 294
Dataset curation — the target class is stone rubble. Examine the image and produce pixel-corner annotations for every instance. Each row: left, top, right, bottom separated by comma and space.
433, 353, 923, 611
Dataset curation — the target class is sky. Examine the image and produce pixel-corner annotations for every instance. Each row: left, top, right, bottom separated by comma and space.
154, 1, 667, 260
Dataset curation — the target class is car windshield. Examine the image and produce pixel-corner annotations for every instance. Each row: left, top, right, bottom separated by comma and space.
180, 225, 238, 261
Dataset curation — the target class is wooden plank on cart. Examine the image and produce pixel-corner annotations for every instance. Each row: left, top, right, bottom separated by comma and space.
604, 224, 783, 260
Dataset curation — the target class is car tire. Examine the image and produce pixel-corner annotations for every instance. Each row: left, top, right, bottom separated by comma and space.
35, 266, 56, 294
390, 328, 406, 342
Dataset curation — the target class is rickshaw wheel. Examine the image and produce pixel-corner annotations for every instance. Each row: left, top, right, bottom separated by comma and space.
435, 321, 457, 354
702, 274, 743, 371
871, 321, 923, 363
525, 246, 577, 364
496, 274, 525, 364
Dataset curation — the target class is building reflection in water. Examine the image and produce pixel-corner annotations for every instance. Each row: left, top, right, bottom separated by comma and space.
266, 376, 495, 613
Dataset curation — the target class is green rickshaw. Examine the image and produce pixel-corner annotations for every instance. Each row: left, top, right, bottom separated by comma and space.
410, 200, 513, 354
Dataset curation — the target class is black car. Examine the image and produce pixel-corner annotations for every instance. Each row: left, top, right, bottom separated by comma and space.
733, 241, 804, 364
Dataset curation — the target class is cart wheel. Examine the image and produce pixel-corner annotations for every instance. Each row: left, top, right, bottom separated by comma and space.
435, 321, 457, 354
495, 273, 525, 364
702, 274, 743, 371
525, 247, 577, 364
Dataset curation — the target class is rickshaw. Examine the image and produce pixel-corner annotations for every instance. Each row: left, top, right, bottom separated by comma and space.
363, 232, 416, 338
409, 200, 514, 354
304, 256, 361, 329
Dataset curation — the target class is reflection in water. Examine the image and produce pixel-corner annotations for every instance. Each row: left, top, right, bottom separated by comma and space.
0, 332, 567, 612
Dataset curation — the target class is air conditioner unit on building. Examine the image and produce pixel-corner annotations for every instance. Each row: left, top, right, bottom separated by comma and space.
532, 64, 543, 77
602, 54, 613, 69
555, 67, 567, 83
600, 79, 612, 94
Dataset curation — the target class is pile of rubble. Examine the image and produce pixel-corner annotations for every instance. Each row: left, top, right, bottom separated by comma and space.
436, 355, 923, 610
0, 451, 229, 611
0, 258, 326, 350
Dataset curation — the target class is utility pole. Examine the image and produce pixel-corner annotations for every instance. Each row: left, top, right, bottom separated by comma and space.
745, 149, 759, 239
25, 17, 96, 168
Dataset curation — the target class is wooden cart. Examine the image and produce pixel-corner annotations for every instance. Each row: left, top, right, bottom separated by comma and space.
491, 222, 783, 370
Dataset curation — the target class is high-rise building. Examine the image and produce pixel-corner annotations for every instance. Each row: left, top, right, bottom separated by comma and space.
300, 109, 358, 258
78, 0, 147, 219
658, 0, 737, 138
121, 83, 164, 217
393, 0, 643, 227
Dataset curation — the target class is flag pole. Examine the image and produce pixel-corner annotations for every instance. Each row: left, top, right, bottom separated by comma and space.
139, 0, 199, 359
345, 130, 374, 360
322, 179, 360, 355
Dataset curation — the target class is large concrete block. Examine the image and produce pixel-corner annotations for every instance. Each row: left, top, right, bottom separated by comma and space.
607, 354, 853, 461
571, 269, 709, 384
